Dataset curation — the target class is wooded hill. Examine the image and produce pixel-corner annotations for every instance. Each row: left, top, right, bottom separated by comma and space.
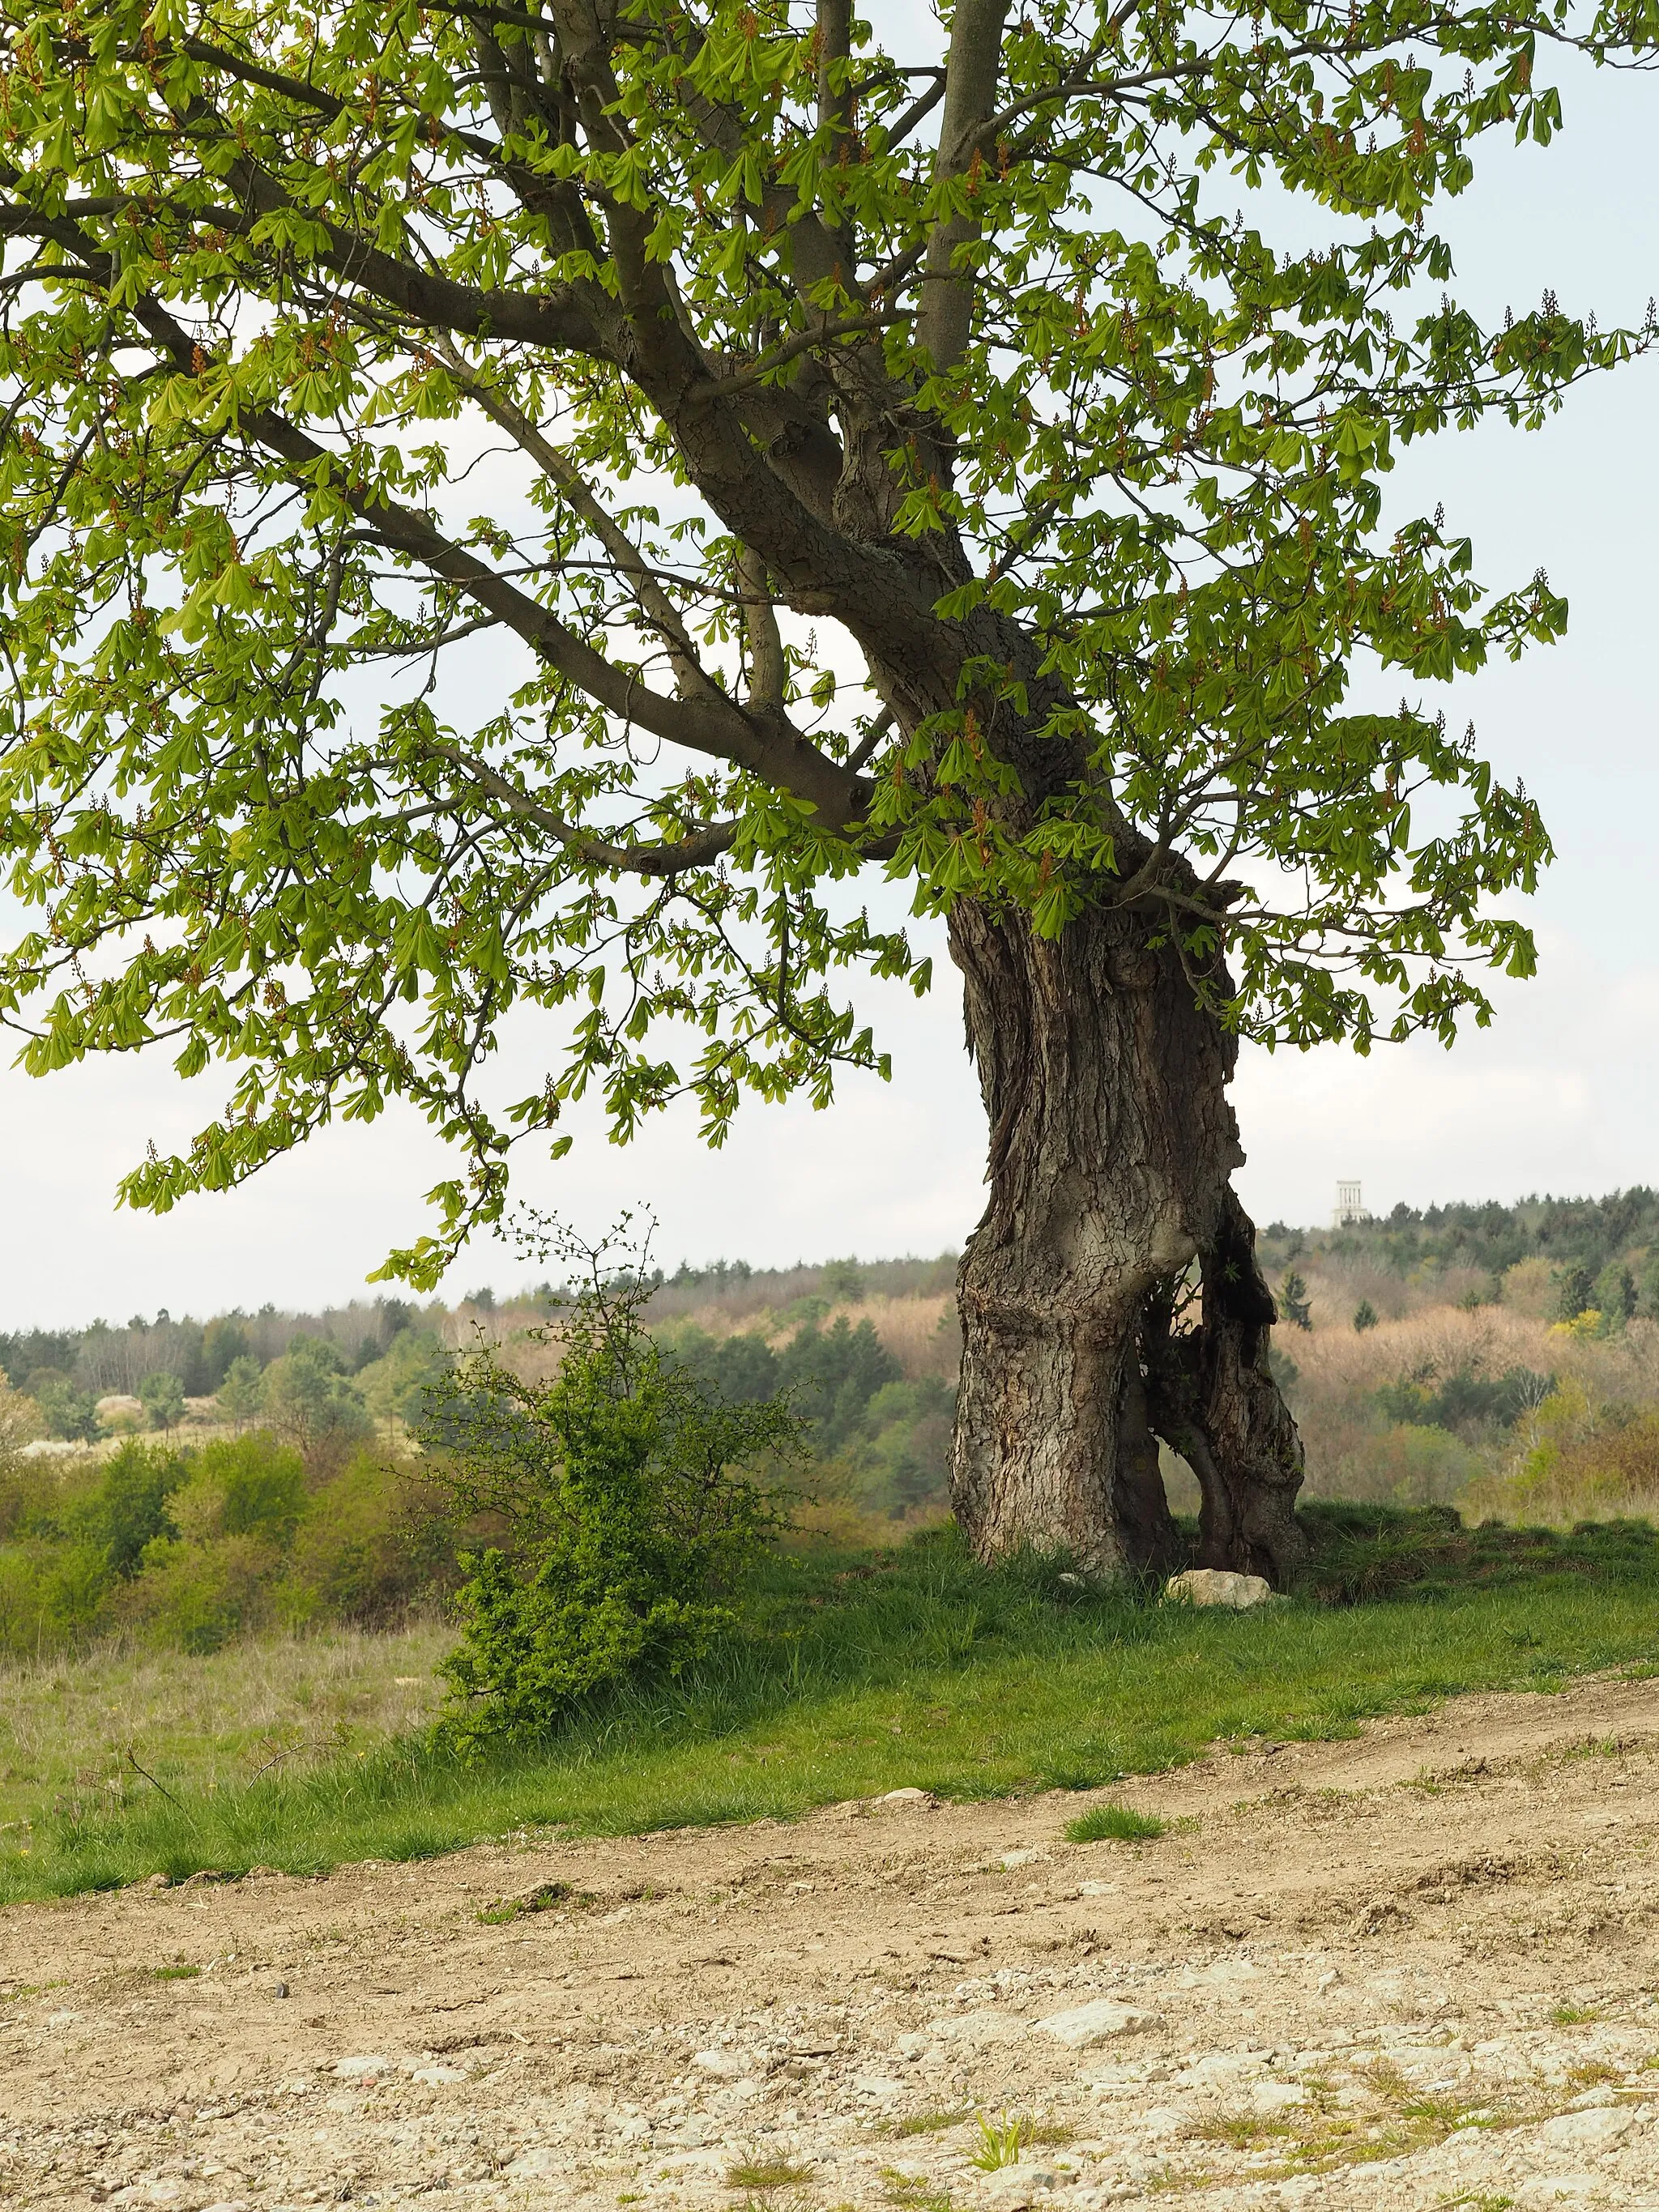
1262, 1191, 1659, 1292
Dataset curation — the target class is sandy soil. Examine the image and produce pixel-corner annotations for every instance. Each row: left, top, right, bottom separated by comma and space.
9, 1670, 1659, 2211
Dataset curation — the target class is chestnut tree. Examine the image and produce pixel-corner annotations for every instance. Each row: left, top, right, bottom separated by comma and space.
0, 0, 1648, 1576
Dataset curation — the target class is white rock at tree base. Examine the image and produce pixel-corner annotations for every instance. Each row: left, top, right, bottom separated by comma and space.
1165, 1568, 1277, 1610
1035, 1997, 1161, 2048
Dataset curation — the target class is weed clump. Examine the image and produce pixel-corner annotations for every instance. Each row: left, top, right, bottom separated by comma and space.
724, 2153, 814, 2188
1064, 1801, 1165, 1843
970, 2112, 1034, 2169
476, 1881, 573, 1924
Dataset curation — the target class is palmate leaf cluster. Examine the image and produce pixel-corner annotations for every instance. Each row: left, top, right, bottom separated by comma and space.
0, 0, 1651, 1279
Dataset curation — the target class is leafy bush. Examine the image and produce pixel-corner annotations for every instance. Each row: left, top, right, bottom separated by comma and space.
1555, 1264, 1597, 1323
113, 1436, 308, 1652
215, 1356, 264, 1429
1327, 1421, 1486, 1509
353, 1329, 450, 1440
668, 1312, 940, 1513
170, 1434, 307, 1545
279, 1449, 458, 1626
1474, 1384, 1659, 1522
38, 1379, 101, 1443
86, 1439, 189, 1573
428, 1273, 801, 1745
1595, 1263, 1638, 1332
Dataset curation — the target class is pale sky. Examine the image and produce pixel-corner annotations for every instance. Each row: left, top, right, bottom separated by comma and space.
2, 47, 1655, 1329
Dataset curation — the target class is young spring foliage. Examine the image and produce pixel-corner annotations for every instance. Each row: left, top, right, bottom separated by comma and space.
0, 0, 1651, 1278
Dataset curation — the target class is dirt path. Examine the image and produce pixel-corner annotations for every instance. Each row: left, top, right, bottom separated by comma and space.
8, 1670, 1659, 2211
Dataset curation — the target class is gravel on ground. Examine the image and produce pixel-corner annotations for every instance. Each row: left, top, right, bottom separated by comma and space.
8, 1670, 1659, 2211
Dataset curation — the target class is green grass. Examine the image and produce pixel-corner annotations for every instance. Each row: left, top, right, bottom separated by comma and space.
0, 1617, 450, 1831
1064, 1801, 1166, 1843
1, 1507, 1656, 1903
726, 2156, 816, 2189
882, 2110, 974, 2138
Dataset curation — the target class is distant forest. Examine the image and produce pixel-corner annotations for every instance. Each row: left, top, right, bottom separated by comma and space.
0, 1252, 960, 1406
7, 1205, 1659, 1397
1263, 1189, 1659, 1288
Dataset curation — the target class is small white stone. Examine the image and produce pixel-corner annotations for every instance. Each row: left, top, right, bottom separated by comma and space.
504, 2147, 562, 2177
1250, 2081, 1307, 2116
1515, 2177, 1605, 2209
1135, 2103, 1195, 2139
410, 2065, 467, 2086
1164, 1568, 1276, 1610
332, 2055, 392, 2081
928, 2009, 1027, 2046
877, 1787, 937, 1808
1036, 1998, 1160, 2049
692, 2048, 748, 2078
979, 2167, 1060, 2210
1536, 2107, 1633, 2153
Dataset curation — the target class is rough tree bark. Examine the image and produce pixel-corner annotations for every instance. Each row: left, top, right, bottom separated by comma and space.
948, 896, 1307, 1585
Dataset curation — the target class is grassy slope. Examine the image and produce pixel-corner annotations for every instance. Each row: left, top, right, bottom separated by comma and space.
3, 1509, 1657, 1904
0, 1621, 451, 1831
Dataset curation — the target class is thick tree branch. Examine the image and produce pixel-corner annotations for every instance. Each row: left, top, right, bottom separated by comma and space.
917, 0, 1014, 370
75, 265, 866, 823
737, 548, 787, 718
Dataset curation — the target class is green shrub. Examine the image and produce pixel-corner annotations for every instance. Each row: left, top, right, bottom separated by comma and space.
38, 1381, 102, 1443
427, 1272, 802, 1745
279, 1449, 455, 1626
1326, 1422, 1485, 1509
177, 1433, 306, 1543
86, 1441, 188, 1574
108, 1436, 306, 1652
354, 1330, 449, 1439
138, 1371, 186, 1434
116, 1530, 284, 1653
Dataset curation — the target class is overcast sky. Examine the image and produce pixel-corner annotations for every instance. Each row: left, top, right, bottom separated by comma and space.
2, 44, 1656, 1329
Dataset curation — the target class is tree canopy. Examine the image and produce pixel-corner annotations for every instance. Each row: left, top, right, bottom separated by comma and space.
0, 0, 1649, 1281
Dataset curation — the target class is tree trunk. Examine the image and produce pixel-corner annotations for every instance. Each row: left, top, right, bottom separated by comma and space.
948, 897, 1307, 1585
